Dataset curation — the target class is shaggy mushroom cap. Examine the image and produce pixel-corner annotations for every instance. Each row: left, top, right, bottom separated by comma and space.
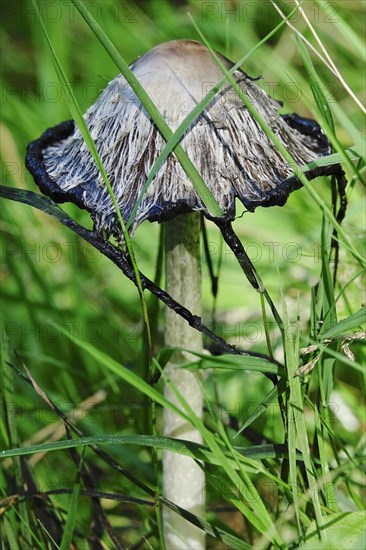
26, 39, 331, 235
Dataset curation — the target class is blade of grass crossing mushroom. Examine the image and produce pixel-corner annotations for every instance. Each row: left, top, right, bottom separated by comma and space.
30, 0, 153, 357
125, 76, 228, 229
127, 5, 302, 229
300, 147, 364, 172
70, 0, 223, 220
190, 19, 365, 269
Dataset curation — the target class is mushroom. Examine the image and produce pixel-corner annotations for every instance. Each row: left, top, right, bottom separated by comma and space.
26, 39, 335, 549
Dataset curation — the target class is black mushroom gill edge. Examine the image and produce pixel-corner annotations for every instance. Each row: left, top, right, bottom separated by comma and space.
25, 116, 339, 228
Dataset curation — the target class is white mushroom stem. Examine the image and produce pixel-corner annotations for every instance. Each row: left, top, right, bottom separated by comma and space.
163, 212, 205, 549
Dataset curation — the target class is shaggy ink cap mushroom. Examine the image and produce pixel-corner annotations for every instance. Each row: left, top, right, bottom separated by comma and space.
26, 39, 332, 236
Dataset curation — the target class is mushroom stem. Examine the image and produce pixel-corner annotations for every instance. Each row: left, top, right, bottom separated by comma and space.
163, 211, 205, 549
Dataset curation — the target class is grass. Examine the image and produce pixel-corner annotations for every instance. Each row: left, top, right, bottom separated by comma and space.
1, 0, 365, 548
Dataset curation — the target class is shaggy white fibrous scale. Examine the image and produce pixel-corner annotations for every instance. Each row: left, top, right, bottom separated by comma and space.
42, 40, 328, 235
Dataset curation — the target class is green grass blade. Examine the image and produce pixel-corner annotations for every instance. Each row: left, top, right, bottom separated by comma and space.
234, 379, 288, 437
126, 4, 301, 229
296, 35, 335, 133
303, 512, 366, 549
56, 326, 189, 421
288, 356, 302, 537
289, 36, 365, 185
318, 217, 337, 403
300, 146, 364, 170
70, 0, 222, 219
205, 394, 280, 538
2, 517, 20, 550
313, 405, 338, 512
59, 471, 81, 550
294, 33, 366, 192
321, 346, 364, 373
283, 299, 324, 534
159, 349, 287, 377
30, 0, 153, 359
0, 435, 299, 468
321, 307, 366, 339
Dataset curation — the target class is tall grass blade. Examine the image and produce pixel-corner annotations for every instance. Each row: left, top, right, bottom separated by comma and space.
296, 35, 335, 134
59, 471, 81, 550
70, 0, 222, 219
321, 307, 366, 339
283, 297, 324, 534
30, 0, 153, 358
127, 4, 301, 228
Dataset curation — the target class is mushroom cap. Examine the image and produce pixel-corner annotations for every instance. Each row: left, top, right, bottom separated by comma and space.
26, 39, 331, 235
